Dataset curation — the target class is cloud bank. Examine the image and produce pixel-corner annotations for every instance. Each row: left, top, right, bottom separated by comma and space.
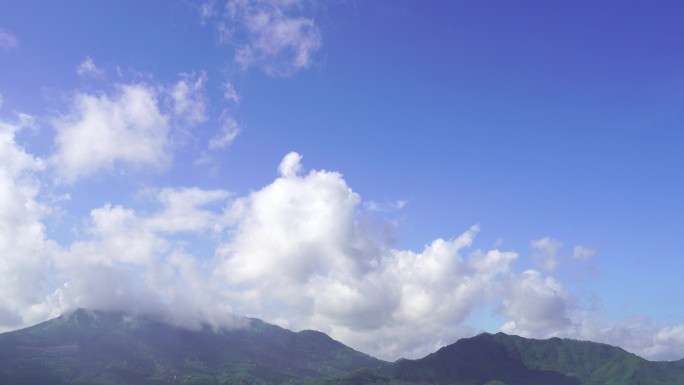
5, 114, 684, 360
3, 0, 682, 365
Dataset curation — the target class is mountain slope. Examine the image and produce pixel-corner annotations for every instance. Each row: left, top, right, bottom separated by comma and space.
0, 309, 386, 385
321, 333, 684, 385
484, 332, 683, 385
2, 310, 684, 385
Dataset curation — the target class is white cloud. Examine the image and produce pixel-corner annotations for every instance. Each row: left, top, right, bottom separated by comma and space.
214, 152, 518, 359
223, 82, 241, 105
208, 113, 241, 150
49, 186, 235, 330
0, 115, 56, 330
222, 0, 322, 76
0, 29, 18, 50
499, 269, 573, 337
531, 236, 563, 272
572, 245, 595, 260
277, 150, 303, 177
495, 268, 684, 361
365, 199, 408, 212
51, 71, 221, 182
170, 72, 209, 126
76, 56, 104, 78
4, 134, 684, 362
646, 324, 684, 360
573, 317, 684, 362
199, 1, 216, 24
147, 187, 230, 233
51, 84, 171, 182
654, 324, 684, 346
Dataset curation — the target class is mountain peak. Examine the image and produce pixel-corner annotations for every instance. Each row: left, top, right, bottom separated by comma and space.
2, 310, 683, 385
0, 308, 386, 385
388, 330, 684, 385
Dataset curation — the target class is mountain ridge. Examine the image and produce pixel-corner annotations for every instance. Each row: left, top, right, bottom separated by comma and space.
1, 309, 684, 385
355, 332, 684, 385
0, 308, 386, 385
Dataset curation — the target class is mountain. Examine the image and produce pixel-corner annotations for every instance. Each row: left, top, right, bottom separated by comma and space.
322, 332, 684, 385
2, 310, 684, 385
0, 308, 386, 385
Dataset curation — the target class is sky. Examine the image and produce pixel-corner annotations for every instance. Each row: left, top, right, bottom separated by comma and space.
0, 0, 683, 361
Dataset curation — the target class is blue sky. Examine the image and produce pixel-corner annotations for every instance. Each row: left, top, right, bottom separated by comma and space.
1, 1, 683, 360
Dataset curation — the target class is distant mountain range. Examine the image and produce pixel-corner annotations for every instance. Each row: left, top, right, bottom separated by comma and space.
1, 308, 683, 385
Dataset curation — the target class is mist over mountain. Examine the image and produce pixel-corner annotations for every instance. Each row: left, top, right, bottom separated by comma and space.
3, 0, 684, 369
1, 309, 683, 385
0, 308, 386, 385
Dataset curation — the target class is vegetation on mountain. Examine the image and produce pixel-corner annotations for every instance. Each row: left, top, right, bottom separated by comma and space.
1, 309, 683, 385
0, 309, 385, 385
324, 333, 684, 385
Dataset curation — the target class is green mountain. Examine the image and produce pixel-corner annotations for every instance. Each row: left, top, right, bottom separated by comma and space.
2, 310, 684, 385
322, 333, 684, 385
0, 308, 386, 385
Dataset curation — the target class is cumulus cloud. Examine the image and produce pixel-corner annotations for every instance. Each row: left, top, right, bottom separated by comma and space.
0, 29, 18, 50
49, 186, 234, 329
51, 84, 171, 182
76, 56, 104, 78
147, 187, 230, 233
563, 316, 684, 362
648, 325, 684, 360
214, 152, 518, 358
277, 150, 303, 177
216, 0, 322, 76
50, 71, 225, 182
499, 270, 574, 337
4, 135, 684, 361
0, 115, 56, 330
494, 266, 684, 361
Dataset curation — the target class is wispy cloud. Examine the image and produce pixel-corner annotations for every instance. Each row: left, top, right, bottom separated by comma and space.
0, 29, 18, 50
209, 0, 322, 76
209, 113, 241, 150
198, 0, 216, 24
169, 72, 209, 126
76, 56, 104, 78
531, 236, 563, 272
223, 82, 241, 105
571, 245, 595, 260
